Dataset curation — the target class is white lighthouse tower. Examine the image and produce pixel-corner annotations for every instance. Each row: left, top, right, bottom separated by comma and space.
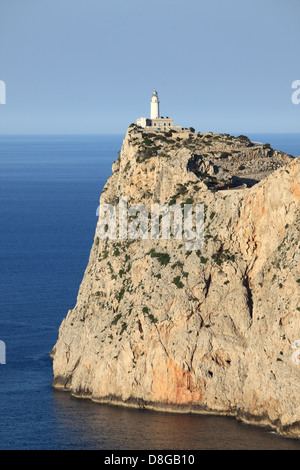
136, 91, 176, 129
150, 90, 160, 119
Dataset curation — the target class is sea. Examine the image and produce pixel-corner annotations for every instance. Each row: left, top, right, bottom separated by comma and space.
0, 133, 299, 451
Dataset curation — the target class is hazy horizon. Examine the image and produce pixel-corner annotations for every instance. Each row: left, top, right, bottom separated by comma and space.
0, 131, 299, 136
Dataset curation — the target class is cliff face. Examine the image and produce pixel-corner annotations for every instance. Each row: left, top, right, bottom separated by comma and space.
51, 126, 300, 438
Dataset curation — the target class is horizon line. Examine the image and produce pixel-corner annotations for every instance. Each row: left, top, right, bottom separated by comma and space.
0, 131, 299, 136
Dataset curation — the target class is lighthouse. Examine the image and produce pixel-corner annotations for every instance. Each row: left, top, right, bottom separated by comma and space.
150, 90, 160, 119
136, 91, 177, 129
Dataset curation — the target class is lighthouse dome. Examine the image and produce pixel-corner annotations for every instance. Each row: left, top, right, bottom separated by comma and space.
151, 91, 159, 102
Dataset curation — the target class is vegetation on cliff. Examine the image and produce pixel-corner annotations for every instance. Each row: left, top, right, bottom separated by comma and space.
51, 126, 300, 438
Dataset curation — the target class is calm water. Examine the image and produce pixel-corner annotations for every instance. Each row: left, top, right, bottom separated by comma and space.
0, 133, 299, 450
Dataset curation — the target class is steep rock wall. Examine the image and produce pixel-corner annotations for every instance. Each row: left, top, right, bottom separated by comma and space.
51, 127, 300, 437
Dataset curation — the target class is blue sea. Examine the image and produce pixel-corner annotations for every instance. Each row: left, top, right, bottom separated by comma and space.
0, 133, 299, 450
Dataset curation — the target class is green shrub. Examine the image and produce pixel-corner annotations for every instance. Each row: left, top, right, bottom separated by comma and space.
220, 152, 231, 158
111, 313, 122, 325
148, 249, 170, 266
148, 314, 158, 324
185, 197, 194, 205
171, 261, 184, 269
173, 276, 184, 288
212, 250, 235, 266
118, 288, 125, 301
238, 134, 250, 142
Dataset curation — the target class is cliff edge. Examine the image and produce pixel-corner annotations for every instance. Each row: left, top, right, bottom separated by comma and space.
51, 126, 300, 438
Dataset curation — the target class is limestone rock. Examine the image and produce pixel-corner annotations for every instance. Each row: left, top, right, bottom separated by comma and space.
51, 126, 300, 438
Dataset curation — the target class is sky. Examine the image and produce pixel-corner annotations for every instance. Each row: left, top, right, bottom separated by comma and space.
0, 0, 299, 134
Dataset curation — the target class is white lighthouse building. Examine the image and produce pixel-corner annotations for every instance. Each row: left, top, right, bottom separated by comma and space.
137, 91, 175, 129
150, 90, 160, 119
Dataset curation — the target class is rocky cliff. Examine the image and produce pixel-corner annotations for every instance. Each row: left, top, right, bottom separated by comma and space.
51, 126, 300, 438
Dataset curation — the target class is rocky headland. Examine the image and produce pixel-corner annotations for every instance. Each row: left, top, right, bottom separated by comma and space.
51, 125, 300, 438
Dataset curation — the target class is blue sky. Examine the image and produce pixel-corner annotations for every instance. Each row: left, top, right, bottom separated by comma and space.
0, 0, 299, 134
